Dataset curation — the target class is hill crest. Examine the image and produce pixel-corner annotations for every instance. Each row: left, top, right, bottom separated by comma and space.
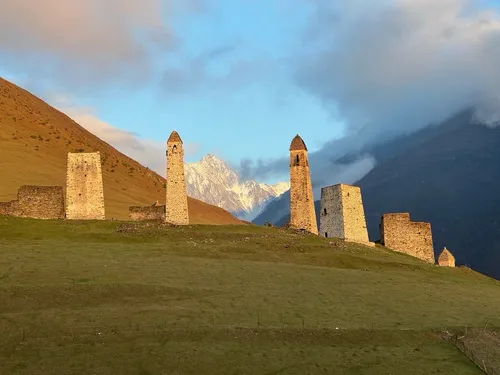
0, 77, 243, 224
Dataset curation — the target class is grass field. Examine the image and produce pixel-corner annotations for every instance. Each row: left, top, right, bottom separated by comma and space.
1, 217, 500, 374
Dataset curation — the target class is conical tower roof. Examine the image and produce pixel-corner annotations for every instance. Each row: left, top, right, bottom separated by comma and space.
167, 131, 183, 143
289, 134, 307, 151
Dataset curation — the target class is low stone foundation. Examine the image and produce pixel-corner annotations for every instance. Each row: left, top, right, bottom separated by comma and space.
0, 185, 65, 219
129, 205, 165, 221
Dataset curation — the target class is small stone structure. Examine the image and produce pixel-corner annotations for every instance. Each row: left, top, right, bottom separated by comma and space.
0, 199, 18, 216
129, 205, 165, 221
289, 134, 318, 235
165, 131, 189, 225
380, 213, 435, 263
319, 184, 373, 246
0, 185, 64, 219
438, 247, 455, 267
66, 152, 105, 220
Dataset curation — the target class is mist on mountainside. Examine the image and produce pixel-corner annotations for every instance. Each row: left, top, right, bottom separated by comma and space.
241, 0, 500, 193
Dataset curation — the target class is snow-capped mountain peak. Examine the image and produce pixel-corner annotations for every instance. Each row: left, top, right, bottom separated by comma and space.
184, 154, 289, 220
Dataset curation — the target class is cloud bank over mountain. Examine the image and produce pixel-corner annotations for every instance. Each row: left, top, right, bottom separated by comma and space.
241, 0, 500, 187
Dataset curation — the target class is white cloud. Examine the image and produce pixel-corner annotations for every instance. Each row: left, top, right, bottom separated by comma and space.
296, 0, 500, 143
0, 0, 174, 90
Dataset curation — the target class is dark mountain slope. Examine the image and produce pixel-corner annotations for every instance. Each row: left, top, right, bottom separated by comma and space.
358, 110, 500, 279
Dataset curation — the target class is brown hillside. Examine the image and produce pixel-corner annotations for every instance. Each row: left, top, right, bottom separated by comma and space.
0, 77, 243, 224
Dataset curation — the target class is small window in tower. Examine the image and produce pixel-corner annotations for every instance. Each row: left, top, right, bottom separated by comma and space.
324, 208, 327, 215
173, 145, 177, 152
295, 154, 299, 165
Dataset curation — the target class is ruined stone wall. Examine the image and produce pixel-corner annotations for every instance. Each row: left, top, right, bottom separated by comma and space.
0, 200, 19, 216
165, 138, 189, 225
289, 150, 318, 235
129, 205, 165, 221
319, 184, 370, 245
66, 152, 105, 220
17, 185, 64, 219
380, 213, 435, 263
0, 186, 64, 219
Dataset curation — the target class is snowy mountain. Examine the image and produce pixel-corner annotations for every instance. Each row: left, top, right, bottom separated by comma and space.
185, 154, 289, 220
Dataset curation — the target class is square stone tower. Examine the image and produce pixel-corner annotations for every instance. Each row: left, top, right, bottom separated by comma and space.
319, 184, 371, 245
165, 131, 189, 225
289, 134, 318, 235
66, 152, 105, 220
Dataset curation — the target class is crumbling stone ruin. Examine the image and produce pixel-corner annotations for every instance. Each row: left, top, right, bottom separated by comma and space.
319, 184, 373, 246
380, 213, 435, 263
289, 134, 318, 235
165, 131, 189, 225
438, 247, 456, 267
129, 205, 165, 221
65, 152, 105, 220
0, 185, 64, 219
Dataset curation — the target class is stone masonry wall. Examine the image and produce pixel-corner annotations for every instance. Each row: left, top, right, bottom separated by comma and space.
66, 152, 105, 220
319, 184, 343, 239
165, 137, 189, 225
129, 205, 165, 221
0, 186, 64, 219
319, 184, 370, 245
289, 150, 318, 235
17, 185, 64, 219
0, 200, 19, 216
380, 213, 435, 263
438, 248, 455, 267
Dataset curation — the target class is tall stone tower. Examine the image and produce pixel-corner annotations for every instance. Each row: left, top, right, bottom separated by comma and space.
165, 131, 189, 225
289, 134, 318, 235
319, 184, 372, 246
66, 152, 105, 220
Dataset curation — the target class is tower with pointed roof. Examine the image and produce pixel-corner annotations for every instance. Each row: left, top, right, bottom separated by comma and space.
165, 131, 189, 225
289, 134, 318, 235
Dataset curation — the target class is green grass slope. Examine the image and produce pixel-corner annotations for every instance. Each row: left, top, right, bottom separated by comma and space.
1, 217, 499, 374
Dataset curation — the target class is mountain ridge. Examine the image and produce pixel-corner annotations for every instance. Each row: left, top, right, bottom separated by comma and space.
185, 154, 289, 220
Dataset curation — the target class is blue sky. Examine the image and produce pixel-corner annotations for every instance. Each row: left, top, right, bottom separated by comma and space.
1, 0, 500, 185
100, 0, 342, 163
0, 0, 342, 180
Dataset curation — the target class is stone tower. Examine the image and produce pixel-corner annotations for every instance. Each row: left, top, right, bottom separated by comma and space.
438, 247, 455, 267
319, 184, 372, 245
66, 152, 105, 220
165, 131, 189, 225
289, 134, 318, 235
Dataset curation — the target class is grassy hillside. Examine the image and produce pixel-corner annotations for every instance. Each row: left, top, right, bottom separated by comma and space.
1, 217, 500, 374
0, 77, 242, 224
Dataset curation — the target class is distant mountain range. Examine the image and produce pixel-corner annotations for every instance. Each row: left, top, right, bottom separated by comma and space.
185, 154, 289, 220
254, 109, 500, 280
